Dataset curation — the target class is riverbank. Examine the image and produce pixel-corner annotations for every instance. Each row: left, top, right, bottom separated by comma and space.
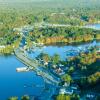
0, 37, 21, 54
0, 39, 99, 99
38, 36, 100, 45
33, 25, 100, 45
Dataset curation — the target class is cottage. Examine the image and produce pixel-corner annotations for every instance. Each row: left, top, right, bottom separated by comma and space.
0, 45, 5, 49
59, 88, 66, 94
59, 87, 74, 95
55, 67, 63, 74
44, 62, 48, 66
63, 82, 69, 87
66, 88, 73, 95
52, 65, 57, 69
86, 93, 96, 100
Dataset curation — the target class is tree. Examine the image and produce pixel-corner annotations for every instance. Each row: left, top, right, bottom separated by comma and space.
8, 97, 18, 100
71, 94, 80, 100
96, 96, 100, 100
61, 74, 72, 85
37, 53, 51, 63
68, 66, 74, 74
52, 54, 60, 64
88, 72, 100, 84
56, 94, 70, 100
42, 53, 51, 63
21, 95, 30, 100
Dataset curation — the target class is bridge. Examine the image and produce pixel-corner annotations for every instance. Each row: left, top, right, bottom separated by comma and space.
14, 49, 60, 85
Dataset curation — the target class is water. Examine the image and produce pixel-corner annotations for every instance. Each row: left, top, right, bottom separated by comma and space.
0, 56, 44, 100
28, 41, 100, 60
0, 24, 100, 99
85, 23, 100, 30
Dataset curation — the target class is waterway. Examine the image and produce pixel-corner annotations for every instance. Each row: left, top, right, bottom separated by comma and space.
28, 41, 100, 60
0, 24, 100, 100
0, 56, 45, 100
85, 23, 100, 30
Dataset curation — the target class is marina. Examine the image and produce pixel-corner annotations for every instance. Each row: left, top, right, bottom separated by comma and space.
0, 23, 100, 99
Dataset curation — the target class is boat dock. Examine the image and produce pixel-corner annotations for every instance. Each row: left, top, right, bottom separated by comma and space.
14, 49, 60, 85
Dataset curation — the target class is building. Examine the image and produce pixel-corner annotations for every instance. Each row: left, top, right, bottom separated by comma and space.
59, 88, 66, 94
0, 45, 5, 48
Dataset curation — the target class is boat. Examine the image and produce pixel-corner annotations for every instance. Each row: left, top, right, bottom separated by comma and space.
16, 67, 29, 72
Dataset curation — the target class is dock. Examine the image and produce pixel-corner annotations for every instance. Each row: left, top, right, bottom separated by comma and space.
14, 49, 60, 85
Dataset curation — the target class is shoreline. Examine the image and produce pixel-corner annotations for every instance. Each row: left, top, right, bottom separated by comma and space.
0, 39, 100, 55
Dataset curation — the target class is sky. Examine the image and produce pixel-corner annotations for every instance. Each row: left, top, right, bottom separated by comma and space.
0, 0, 61, 1
0, 0, 99, 4
0, 0, 98, 2
0, 0, 48, 2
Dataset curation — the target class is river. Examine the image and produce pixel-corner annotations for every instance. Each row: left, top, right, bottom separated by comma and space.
85, 23, 100, 30
0, 24, 100, 100
0, 56, 45, 100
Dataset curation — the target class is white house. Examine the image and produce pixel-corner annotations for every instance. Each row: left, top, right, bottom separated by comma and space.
0, 45, 5, 49
59, 88, 66, 94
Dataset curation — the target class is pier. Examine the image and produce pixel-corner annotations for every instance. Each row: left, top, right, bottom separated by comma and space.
14, 49, 60, 85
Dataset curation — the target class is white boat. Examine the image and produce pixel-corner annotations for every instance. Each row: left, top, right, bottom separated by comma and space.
16, 67, 29, 72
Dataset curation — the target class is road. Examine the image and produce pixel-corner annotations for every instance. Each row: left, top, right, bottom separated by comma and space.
14, 49, 60, 85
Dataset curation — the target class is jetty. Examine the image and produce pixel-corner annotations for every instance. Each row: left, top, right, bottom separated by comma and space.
14, 49, 60, 85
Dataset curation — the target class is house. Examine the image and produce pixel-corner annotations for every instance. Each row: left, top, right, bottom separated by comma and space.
44, 62, 48, 66
59, 87, 74, 95
58, 64, 64, 67
52, 65, 57, 69
86, 93, 96, 100
63, 82, 69, 87
66, 88, 73, 95
0, 45, 5, 48
59, 88, 66, 94
55, 67, 64, 75
97, 49, 100, 54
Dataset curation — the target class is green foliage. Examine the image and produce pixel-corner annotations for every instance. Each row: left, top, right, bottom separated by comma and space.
21, 95, 30, 100
37, 53, 51, 63
96, 95, 100, 100
56, 94, 80, 100
79, 52, 97, 66
61, 74, 72, 84
32, 26, 100, 44
56, 94, 70, 100
52, 54, 60, 64
87, 72, 100, 84
68, 66, 74, 74
8, 97, 18, 100
71, 94, 80, 100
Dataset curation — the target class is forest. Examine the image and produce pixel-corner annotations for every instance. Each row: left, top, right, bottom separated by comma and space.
0, 0, 100, 54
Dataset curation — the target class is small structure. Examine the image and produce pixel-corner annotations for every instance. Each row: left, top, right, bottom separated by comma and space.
97, 49, 100, 54
59, 87, 74, 95
66, 89, 73, 95
0, 45, 5, 48
63, 82, 69, 87
86, 93, 96, 100
59, 88, 66, 94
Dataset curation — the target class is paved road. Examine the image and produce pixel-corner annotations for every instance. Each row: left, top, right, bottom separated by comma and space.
14, 49, 60, 85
